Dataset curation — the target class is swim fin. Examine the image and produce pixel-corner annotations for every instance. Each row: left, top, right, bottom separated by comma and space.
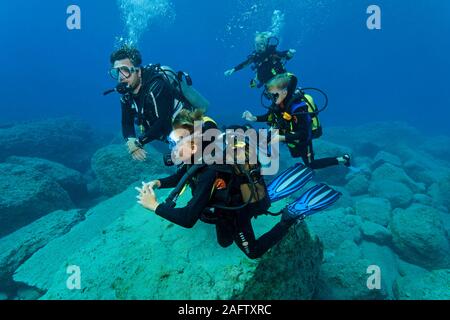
267, 163, 314, 203
285, 183, 342, 221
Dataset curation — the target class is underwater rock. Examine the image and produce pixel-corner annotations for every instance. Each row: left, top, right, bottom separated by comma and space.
91, 144, 173, 196
390, 204, 450, 269
5, 156, 88, 204
13, 186, 139, 291
420, 135, 450, 161
15, 186, 323, 300
233, 222, 323, 300
397, 258, 428, 278
16, 287, 43, 300
0, 163, 73, 237
368, 180, 413, 208
354, 197, 391, 227
0, 209, 83, 289
372, 151, 402, 169
307, 208, 363, 250
360, 222, 392, 246
371, 163, 425, 193
316, 241, 387, 300
412, 194, 433, 206
436, 175, 450, 212
359, 241, 400, 299
0, 117, 106, 171
326, 122, 423, 156
393, 269, 450, 300
346, 174, 370, 196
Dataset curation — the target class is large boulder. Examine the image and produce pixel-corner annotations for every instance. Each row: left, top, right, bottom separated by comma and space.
436, 175, 450, 212
0, 209, 83, 291
5, 157, 88, 203
354, 197, 392, 227
326, 122, 423, 157
315, 241, 387, 300
91, 144, 173, 196
15, 186, 324, 300
0, 163, 73, 237
359, 241, 400, 299
371, 163, 425, 193
13, 186, 140, 291
389, 204, 450, 269
372, 151, 402, 169
368, 180, 413, 209
306, 207, 363, 251
0, 118, 106, 171
420, 135, 450, 161
360, 221, 392, 246
346, 174, 370, 196
393, 269, 450, 300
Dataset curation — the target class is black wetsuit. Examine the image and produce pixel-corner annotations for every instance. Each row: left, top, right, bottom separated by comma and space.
256, 95, 339, 170
155, 165, 294, 259
234, 47, 292, 85
121, 67, 175, 145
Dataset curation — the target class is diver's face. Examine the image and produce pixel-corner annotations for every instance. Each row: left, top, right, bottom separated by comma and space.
169, 129, 198, 164
255, 40, 267, 53
113, 59, 141, 90
268, 87, 288, 105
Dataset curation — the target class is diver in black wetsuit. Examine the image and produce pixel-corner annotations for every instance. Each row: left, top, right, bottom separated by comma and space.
136, 109, 297, 260
224, 32, 296, 88
243, 73, 351, 170
108, 45, 209, 161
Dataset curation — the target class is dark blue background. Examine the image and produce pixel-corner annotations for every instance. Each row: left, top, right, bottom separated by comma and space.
1, 0, 449, 135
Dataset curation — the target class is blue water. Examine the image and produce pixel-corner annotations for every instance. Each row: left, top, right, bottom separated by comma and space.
1, 1, 450, 301
1, 0, 449, 135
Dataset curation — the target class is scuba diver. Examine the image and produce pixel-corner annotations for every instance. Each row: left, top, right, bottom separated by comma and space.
106, 45, 210, 161
136, 109, 342, 259
242, 73, 351, 170
224, 31, 296, 89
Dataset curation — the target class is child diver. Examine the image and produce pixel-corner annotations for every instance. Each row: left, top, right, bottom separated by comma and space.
242, 73, 351, 170
224, 31, 296, 89
137, 109, 341, 259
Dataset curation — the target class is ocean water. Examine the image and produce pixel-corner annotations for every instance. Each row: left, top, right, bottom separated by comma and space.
0, 0, 449, 301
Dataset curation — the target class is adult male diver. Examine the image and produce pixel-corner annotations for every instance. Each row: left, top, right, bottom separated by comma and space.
224, 32, 296, 89
136, 110, 341, 259
107, 45, 210, 161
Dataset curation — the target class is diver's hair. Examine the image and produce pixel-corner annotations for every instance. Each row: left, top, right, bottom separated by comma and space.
266, 73, 298, 92
110, 45, 142, 67
255, 31, 273, 44
172, 108, 206, 133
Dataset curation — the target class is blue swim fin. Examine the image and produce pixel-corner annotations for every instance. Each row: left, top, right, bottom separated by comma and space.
285, 183, 342, 221
267, 163, 314, 203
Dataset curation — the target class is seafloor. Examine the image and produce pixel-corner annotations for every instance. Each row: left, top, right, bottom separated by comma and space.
0, 118, 449, 300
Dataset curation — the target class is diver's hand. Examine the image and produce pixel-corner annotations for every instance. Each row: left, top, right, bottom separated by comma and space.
143, 180, 161, 190
287, 49, 296, 59
126, 138, 140, 153
126, 138, 147, 161
270, 132, 286, 144
224, 68, 235, 77
136, 182, 160, 212
242, 111, 257, 122
131, 148, 147, 161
